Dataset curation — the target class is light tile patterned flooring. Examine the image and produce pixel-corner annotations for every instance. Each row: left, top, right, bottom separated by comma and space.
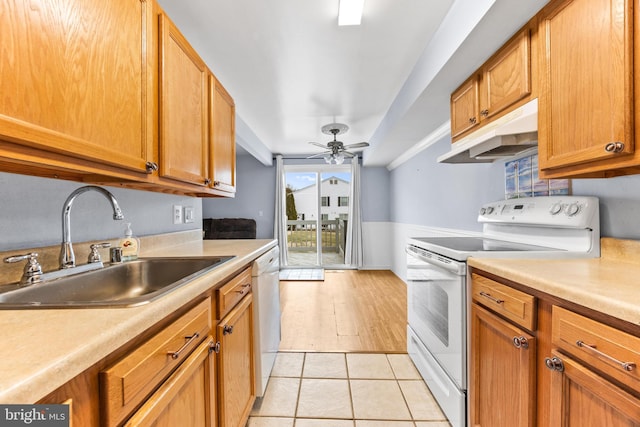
247, 352, 451, 427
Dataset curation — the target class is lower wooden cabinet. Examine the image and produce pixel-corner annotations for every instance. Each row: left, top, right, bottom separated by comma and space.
547, 349, 640, 426
470, 303, 537, 427
216, 293, 255, 427
124, 337, 217, 427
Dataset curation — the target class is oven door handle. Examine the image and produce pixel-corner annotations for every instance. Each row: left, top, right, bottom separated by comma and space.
406, 246, 465, 275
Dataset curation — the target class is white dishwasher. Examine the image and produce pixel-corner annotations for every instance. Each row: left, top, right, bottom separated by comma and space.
252, 245, 281, 397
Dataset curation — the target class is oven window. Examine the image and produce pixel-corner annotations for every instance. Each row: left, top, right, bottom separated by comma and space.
413, 283, 449, 346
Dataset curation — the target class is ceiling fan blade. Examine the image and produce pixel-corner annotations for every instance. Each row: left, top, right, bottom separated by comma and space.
306, 152, 330, 159
341, 151, 356, 157
343, 142, 369, 149
308, 141, 328, 149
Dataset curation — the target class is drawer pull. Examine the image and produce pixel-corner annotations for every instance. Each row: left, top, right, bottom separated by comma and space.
167, 332, 200, 360
576, 340, 636, 372
479, 291, 504, 304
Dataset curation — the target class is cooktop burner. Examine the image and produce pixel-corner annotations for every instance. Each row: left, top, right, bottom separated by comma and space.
410, 236, 558, 253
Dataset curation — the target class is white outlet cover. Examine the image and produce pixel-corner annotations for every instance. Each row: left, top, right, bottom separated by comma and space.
173, 205, 183, 224
184, 206, 194, 223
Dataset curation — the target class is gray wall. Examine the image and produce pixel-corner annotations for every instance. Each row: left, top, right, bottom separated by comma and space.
0, 172, 202, 251
390, 138, 504, 231
389, 137, 640, 239
202, 156, 392, 238
202, 155, 276, 239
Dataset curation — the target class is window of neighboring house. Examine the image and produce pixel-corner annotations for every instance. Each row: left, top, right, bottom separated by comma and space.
339, 213, 348, 220
321, 214, 329, 220
338, 196, 349, 207
330, 179, 338, 184
321, 196, 330, 207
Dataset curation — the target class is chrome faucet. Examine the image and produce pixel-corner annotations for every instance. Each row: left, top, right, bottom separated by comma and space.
60, 186, 124, 269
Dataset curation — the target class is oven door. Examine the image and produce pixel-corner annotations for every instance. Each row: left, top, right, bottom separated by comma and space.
406, 246, 466, 390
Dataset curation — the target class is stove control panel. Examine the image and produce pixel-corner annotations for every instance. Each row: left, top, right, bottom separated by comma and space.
478, 196, 599, 228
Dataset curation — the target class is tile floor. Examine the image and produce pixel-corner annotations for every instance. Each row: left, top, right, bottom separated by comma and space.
279, 269, 325, 281
247, 352, 451, 427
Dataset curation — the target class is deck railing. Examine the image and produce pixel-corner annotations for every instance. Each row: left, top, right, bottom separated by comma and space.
286, 219, 347, 253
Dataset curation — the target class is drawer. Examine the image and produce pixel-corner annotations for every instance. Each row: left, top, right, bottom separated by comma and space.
101, 297, 211, 427
217, 267, 252, 319
471, 273, 536, 331
552, 306, 640, 392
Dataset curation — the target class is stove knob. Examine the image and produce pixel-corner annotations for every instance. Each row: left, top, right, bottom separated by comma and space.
479, 208, 486, 215
566, 203, 580, 217
486, 206, 495, 214
549, 203, 563, 215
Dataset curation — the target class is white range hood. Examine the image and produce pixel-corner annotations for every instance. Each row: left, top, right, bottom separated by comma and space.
438, 98, 538, 164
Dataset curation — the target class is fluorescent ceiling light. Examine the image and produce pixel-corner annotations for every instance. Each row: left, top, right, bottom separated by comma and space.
338, 0, 364, 26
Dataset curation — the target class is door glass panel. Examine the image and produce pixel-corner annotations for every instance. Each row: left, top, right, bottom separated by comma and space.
284, 168, 351, 267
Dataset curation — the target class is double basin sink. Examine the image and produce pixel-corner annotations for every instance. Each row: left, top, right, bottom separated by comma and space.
0, 256, 234, 309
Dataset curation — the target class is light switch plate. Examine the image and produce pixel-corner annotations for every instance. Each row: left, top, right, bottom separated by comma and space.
184, 206, 194, 223
173, 205, 183, 224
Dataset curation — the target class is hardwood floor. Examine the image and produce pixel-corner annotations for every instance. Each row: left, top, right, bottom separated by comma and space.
279, 270, 407, 353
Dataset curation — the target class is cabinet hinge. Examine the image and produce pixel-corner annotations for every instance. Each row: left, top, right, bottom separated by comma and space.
209, 341, 221, 354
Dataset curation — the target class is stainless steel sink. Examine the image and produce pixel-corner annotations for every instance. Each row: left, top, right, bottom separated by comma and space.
0, 256, 234, 309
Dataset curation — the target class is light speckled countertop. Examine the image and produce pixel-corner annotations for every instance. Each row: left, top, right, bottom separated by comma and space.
468, 238, 640, 327
0, 235, 276, 404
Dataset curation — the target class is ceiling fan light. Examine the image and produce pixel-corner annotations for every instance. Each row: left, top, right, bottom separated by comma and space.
338, 0, 364, 26
324, 155, 332, 164
334, 154, 345, 164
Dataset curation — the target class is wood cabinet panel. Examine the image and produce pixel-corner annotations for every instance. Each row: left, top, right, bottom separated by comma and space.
548, 350, 640, 426
217, 293, 255, 427
538, 0, 636, 176
0, 0, 153, 173
124, 337, 217, 427
450, 76, 480, 139
470, 303, 536, 427
552, 306, 640, 393
482, 29, 531, 120
101, 298, 211, 427
471, 273, 536, 331
158, 12, 209, 187
209, 76, 236, 195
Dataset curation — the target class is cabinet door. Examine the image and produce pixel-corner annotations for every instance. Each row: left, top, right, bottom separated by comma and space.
124, 338, 217, 427
450, 76, 480, 139
538, 0, 634, 173
548, 351, 640, 426
217, 294, 255, 427
158, 13, 209, 187
209, 76, 236, 195
0, 0, 153, 172
481, 29, 531, 120
470, 304, 536, 427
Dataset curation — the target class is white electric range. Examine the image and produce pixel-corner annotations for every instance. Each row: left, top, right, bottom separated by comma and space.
405, 196, 600, 427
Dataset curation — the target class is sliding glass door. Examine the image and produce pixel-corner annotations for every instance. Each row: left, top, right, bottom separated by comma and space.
284, 165, 351, 267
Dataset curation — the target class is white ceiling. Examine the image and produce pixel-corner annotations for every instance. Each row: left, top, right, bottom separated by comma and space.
157, 0, 547, 167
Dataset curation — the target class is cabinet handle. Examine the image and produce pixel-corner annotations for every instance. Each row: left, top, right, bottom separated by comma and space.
480, 109, 489, 117
469, 117, 477, 124
223, 325, 234, 335
145, 162, 159, 173
479, 291, 504, 304
604, 142, 625, 153
576, 340, 636, 372
513, 336, 529, 349
204, 178, 212, 185
544, 356, 564, 372
213, 180, 221, 187
167, 332, 200, 360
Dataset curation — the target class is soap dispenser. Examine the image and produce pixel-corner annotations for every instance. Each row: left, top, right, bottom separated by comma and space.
120, 223, 140, 261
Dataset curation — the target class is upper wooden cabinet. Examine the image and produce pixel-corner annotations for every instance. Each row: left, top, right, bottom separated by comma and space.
209, 76, 237, 195
451, 27, 533, 142
158, 12, 209, 188
538, 0, 638, 178
0, 0, 153, 174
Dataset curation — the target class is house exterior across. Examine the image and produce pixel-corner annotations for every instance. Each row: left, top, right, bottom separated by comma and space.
292, 176, 350, 221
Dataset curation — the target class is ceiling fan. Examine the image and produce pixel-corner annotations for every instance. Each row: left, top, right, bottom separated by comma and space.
307, 123, 369, 164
